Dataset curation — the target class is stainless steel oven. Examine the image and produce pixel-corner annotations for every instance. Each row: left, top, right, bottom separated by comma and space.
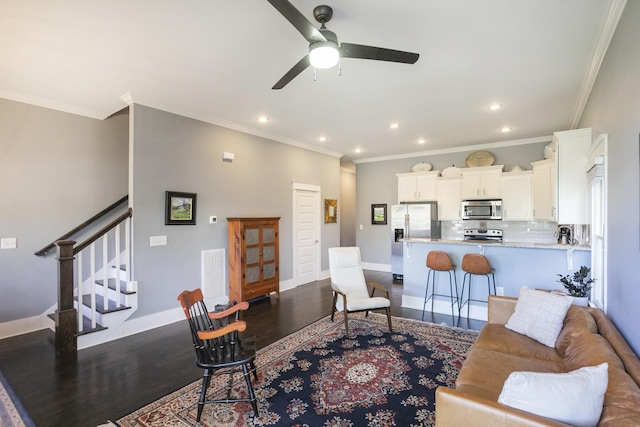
461, 199, 502, 220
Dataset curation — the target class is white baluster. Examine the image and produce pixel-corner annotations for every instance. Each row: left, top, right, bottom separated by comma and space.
77, 251, 83, 333
103, 235, 109, 311
90, 243, 96, 329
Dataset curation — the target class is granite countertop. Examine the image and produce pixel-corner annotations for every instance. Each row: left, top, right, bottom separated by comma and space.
399, 238, 591, 251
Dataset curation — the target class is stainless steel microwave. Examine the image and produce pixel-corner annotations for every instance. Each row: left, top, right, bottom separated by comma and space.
461, 199, 502, 220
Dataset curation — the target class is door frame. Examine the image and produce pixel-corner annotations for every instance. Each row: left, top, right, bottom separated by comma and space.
292, 181, 322, 287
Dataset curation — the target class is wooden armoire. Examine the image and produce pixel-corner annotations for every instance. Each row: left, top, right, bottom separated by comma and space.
227, 217, 280, 302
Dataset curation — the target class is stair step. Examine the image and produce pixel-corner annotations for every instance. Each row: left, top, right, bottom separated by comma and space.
95, 278, 136, 295
77, 294, 131, 314
47, 313, 107, 335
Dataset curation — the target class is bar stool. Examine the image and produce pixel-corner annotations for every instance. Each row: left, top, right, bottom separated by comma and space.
459, 253, 496, 319
422, 251, 459, 321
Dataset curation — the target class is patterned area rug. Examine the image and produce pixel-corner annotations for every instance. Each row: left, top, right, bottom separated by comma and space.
0, 370, 35, 427
116, 314, 478, 427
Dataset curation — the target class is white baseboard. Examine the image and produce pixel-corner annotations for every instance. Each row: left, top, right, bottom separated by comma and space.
402, 294, 488, 322
362, 262, 391, 272
0, 315, 47, 340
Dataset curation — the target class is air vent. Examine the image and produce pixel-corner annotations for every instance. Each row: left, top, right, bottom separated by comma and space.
201, 249, 226, 301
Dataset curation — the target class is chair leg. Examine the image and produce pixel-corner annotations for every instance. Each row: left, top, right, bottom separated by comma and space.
242, 363, 259, 417
342, 294, 350, 338
250, 360, 258, 381
448, 270, 456, 320
330, 292, 338, 321
422, 269, 433, 321
197, 369, 212, 422
386, 307, 393, 332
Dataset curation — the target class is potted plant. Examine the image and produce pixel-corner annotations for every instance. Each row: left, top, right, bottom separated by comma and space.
557, 266, 594, 305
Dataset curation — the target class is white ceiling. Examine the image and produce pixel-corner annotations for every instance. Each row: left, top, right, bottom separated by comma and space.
0, 0, 623, 162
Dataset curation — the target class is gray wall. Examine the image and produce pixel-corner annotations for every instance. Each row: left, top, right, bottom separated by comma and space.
355, 142, 549, 264
578, 0, 640, 353
0, 99, 128, 322
340, 168, 356, 247
130, 104, 340, 317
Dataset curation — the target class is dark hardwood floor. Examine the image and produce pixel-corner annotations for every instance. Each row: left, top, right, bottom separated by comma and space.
0, 271, 484, 427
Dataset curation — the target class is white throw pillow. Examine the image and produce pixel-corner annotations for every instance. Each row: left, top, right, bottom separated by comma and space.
498, 363, 608, 427
505, 287, 573, 347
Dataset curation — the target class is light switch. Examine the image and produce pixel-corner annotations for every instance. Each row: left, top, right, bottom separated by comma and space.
1, 238, 17, 249
150, 235, 167, 247
359, 224, 363, 230
209, 216, 217, 224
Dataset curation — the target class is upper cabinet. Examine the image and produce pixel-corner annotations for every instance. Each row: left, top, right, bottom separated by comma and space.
500, 172, 533, 221
437, 177, 462, 220
397, 171, 439, 202
531, 159, 556, 221
460, 165, 503, 199
554, 128, 593, 224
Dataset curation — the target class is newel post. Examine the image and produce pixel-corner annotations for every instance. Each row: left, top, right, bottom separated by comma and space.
56, 240, 77, 361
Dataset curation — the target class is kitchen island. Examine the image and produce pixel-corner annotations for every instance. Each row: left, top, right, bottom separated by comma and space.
400, 238, 591, 320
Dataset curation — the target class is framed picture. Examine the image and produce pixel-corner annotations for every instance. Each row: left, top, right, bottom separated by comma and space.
165, 191, 197, 225
324, 199, 337, 223
371, 203, 387, 225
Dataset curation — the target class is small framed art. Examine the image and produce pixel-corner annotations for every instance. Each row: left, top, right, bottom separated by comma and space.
324, 199, 337, 223
165, 191, 197, 225
371, 204, 387, 225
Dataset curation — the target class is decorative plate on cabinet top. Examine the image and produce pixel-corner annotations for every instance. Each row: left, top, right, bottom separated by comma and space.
441, 166, 462, 177
466, 151, 495, 167
411, 161, 433, 172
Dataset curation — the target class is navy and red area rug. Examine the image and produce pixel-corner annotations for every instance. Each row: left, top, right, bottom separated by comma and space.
116, 314, 478, 427
0, 370, 35, 427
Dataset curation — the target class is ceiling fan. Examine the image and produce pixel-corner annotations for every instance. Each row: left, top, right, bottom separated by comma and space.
267, 0, 420, 89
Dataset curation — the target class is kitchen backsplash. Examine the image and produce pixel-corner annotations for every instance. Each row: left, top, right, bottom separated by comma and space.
441, 220, 570, 244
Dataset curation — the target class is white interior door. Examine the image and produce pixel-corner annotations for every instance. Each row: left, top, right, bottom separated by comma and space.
293, 184, 321, 286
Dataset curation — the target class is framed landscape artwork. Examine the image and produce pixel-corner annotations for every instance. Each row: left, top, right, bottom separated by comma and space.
165, 191, 197, 225
371, 203, 387, 225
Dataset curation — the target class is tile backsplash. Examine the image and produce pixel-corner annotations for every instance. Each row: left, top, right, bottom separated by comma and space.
441, 220, 563, 244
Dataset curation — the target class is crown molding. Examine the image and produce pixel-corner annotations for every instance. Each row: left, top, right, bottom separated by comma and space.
123, 93, 344, 159
0, 89, 110, 120
353, 135, 553, 164
570, 0, 627, 129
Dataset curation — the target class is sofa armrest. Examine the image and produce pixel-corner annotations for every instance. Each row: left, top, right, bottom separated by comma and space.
487, 295, 517, 325
435, 387, 571, 427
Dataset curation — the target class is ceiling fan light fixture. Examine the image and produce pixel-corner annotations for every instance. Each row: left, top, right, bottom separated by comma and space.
309, 41, 339, 69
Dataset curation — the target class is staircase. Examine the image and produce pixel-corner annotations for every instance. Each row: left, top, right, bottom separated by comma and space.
36, 196, 136, 355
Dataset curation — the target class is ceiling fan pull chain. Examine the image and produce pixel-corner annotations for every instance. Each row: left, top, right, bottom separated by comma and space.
338, 57, 342, 76
313, 67, 317, 82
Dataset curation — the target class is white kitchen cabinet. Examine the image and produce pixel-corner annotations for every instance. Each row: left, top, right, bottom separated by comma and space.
500, 172, 533, 221
554, 128, 593, 224
437, 178, 462, 220
397, 171, 439, 202
460, 165, 503, 199
531, 158, 556, 220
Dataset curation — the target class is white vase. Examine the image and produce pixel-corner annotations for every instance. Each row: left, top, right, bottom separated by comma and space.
572, 296, 589, 306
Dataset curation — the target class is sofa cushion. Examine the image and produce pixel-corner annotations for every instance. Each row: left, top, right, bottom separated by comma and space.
455, 347, 564, 400
564, 333, 640, 418
473, 323, 564, 364
505, 287, 573, 347
497, 363, 609, 427
555, 305, 598, 356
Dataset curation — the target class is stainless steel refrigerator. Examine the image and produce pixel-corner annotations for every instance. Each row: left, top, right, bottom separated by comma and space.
391, 202, 440, 280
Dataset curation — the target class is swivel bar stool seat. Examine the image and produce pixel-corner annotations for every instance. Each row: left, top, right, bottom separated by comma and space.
422, 251, 459, 321
459, 253, 496, 319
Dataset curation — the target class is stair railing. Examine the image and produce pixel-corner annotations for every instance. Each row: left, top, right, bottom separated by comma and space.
35, 195, 128, 257
39, 196, 131, 359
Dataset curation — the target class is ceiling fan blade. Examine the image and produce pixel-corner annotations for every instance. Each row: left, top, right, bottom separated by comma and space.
267, 0, 325, 43
339, 43, 419, 64
272, 55, 311, 89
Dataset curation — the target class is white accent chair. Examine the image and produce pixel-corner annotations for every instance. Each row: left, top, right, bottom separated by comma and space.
328, 247, 392, 337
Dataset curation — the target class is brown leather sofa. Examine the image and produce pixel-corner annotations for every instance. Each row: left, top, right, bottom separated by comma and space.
436, 295, 640, 426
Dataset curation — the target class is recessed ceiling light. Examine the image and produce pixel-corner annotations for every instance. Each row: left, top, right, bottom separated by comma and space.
500, 127, 512, 132
258, 116, 269, 123
319, 136, 327, 142
355, 148, 362, 153
488, 103, 502, 111
390, 123, 399, 129
418, 139, 426, 144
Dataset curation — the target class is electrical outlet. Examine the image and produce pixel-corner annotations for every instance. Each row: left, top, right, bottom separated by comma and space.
1, 238, 17, 249
496, 286, 505, 296
209, 216, 217, 224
